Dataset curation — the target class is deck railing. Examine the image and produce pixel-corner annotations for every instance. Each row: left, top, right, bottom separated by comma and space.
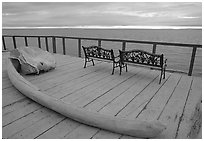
2, 35, 202, 76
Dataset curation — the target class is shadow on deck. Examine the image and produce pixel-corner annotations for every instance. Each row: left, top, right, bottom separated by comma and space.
2, 52, 202, 139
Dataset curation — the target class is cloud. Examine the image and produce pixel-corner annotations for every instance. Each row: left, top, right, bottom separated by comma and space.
2, 13, 17, 16
178, 16, 200, 19
2, 2, 202, 27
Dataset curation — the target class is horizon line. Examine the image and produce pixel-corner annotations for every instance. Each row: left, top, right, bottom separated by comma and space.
2, 25, 202, 30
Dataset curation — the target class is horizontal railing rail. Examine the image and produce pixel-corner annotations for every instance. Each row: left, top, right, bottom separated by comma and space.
2, 35, 202, 76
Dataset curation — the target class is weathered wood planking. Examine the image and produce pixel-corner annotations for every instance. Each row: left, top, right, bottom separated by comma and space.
91, 129, 122, 139
83, 68, 145, 112
156, 75, 193, 138
125, 74, 182, 120
176, 76, 202, 138
63, 124, 99, 139
2, 87, 26, 107
24, 57, 89, 85
36, 62, 103, 91
88, 69, 161, 138
24, 60, 102, 90
48, 65, 115, 99
63, 66, 138, 106
3, 107, 47, 138
115, 73, 179, 139
9, 110, 65, 139
37, 118, 81, 139
98, 69, 160, 116
116, 73, 171, 119
3, 100, 42, 127
17, 53, 83, 83
45, 64, 112, 96
2, 77, 14, 89
58, 66, 146, 138
2, 52, 201, 139
72, 67, 146, 108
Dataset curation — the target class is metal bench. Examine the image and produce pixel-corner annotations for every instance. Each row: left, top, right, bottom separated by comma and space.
119, 49, 167, 84
82, 46, 121, 75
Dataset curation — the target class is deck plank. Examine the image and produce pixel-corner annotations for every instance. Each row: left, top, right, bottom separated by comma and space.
156, 75, 193, 138
116, 73, 171, 119
63, 124, 99, 139
98, 69, 159, 116
45, 64, 111, 95
26, 61, 87, 86
83, 68, 145, 112
20, 54, 83, 82
2, 98, 28, 116
30, 61, 102, 91
3, 100, 42, 127
61, 71, 121, 104
9, 110, 65, 139
2, 77, 14, 89
2, 87, 26, 107
127, 73, 182, 120
36, 118, 81, 139
176, 77, 202, 139
2, 71, 9, 79
70, 67, 141, 107
3, 108, 50, 138
50, 66, 113, 100
89, 69, 160, 138
91, 129, 122, 139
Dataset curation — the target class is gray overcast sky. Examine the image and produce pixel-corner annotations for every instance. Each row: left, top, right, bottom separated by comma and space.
2, 2, 202, 27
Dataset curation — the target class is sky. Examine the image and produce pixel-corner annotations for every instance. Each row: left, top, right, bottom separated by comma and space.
2, 2, 202, 28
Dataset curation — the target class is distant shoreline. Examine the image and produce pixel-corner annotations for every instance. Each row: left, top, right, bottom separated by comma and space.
2, 26, 202, 30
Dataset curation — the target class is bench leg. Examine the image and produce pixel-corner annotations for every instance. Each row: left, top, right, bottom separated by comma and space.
163, 59, 167, 79
112, 63, 115, 75
92, 59, 95, 66
159, 69, 162, 84
119, 63, 121, 75
163, 69, 165, 79
163, 66, 166, 79
126, 64, 128, 72
84, 58, 87, 68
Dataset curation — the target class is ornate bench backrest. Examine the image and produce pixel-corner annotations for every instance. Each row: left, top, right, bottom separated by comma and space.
119, 49, 163, 67
82, 46, 114, 61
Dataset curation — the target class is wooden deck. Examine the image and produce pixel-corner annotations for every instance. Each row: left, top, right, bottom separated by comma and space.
2, 52, 202, 139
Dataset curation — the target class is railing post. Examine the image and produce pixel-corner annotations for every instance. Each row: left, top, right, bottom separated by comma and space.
78, 39, 81, 57
188, 47, 197, 76
38, 37, 41, 48
45, 37, 49, 52
12, 36, 17, 49
62, 37, 66, 55
52, 37, 56, 53
2, 36, 6, 50
24, 36, 28, 46
98, 40, 101, 47
152, 43, 157, 54
122, 41, 126, 51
